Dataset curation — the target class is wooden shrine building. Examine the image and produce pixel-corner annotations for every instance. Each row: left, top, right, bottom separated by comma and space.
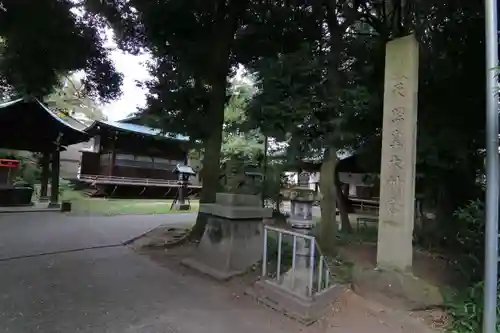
78, 120, 201, 198
0, 97, 90, 206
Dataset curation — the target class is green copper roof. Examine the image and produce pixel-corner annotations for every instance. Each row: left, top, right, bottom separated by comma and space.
88, 120, 190, 142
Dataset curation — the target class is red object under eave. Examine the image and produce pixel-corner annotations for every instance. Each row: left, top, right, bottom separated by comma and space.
0, 159, 20, 168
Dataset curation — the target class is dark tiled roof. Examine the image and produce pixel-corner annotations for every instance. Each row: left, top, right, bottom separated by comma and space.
0, 97, 90, 151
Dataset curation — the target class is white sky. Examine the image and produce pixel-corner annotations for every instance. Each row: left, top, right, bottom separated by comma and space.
66, 8, 151, 122
103, 50, 150, 121
100, 27, 251, 121
101, 50, 250, 121
101, 53, 251, 121
68, 8, 252, 122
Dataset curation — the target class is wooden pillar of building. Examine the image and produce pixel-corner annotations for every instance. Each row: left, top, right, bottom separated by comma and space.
109, 135, 116, 176
49, 150, 61, 207
39, 152, 50, 202
109, 151, 116, 176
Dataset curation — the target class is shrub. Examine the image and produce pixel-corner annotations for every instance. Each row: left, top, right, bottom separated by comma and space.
452, 200, 485, 283
0, 149, 40, 186
447, 281, 500, 333
447, 200, 500, 333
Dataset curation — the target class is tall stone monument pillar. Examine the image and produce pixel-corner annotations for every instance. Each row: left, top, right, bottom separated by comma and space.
377, 35, 419, 271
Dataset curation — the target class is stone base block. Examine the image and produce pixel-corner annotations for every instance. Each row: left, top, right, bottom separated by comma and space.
181, 257, 243, 281
352, 266, 444, 310
247, 279, 344, 324
215, 193, 261, 207
200, 203, 271, 219
182, 212, 264, 280
47, 202, 61, 209
60, 201, 72, 212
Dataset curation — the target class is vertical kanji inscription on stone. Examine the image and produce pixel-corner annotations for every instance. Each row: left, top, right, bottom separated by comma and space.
377, 35, 419, 271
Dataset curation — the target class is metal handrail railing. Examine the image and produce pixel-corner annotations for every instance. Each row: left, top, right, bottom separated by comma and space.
262, 225, 335, 297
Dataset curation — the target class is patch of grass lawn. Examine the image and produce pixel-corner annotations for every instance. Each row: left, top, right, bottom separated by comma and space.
61, 189, 199, 216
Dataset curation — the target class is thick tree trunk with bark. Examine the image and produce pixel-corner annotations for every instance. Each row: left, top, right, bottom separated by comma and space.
189, 77, 226, 241
317, 1, 358, 238
335, 166, 352, 232
319, 149, 338, 253
188, 0, 251, 241
341, 183, 354, 213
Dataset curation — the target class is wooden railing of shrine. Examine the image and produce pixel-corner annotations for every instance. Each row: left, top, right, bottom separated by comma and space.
350, 197, 380, 213
78, 174, 202, 188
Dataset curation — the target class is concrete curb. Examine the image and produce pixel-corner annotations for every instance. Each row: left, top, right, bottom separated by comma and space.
0, 227, 163, 262
0, 208, 60, 214
122, 226, 160, 246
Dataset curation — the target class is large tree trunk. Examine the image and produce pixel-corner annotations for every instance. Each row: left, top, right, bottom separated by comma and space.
335, 166, 352, 232
341, 183, 355, 213
319, 148, 338, 253
189, 78, 226, 241
187, 0, 249, 241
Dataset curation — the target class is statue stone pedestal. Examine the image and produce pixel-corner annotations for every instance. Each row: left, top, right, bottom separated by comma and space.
182, 193, 272, 280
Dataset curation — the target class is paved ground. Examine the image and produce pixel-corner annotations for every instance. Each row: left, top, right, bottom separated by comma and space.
0, 212, 306, 333
0, 212, 436, 333
1, 246, 312, 333
0, 212, 195, 260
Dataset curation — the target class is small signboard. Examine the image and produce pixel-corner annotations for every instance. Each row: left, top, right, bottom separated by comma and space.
0, 159, 20, 168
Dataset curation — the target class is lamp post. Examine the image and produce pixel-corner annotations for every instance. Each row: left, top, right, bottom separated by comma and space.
483, 0, 499, 332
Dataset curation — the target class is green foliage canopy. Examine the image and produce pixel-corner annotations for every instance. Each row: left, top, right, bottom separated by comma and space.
45, 75, 106, 122
0, 0, 122, 101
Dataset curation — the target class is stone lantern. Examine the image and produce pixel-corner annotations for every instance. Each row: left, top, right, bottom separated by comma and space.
252, 176, 343, 322
279, 185, 317, 296
172, 164, 196, 210
242, 164, 263, 196
288, 186, 315, 230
